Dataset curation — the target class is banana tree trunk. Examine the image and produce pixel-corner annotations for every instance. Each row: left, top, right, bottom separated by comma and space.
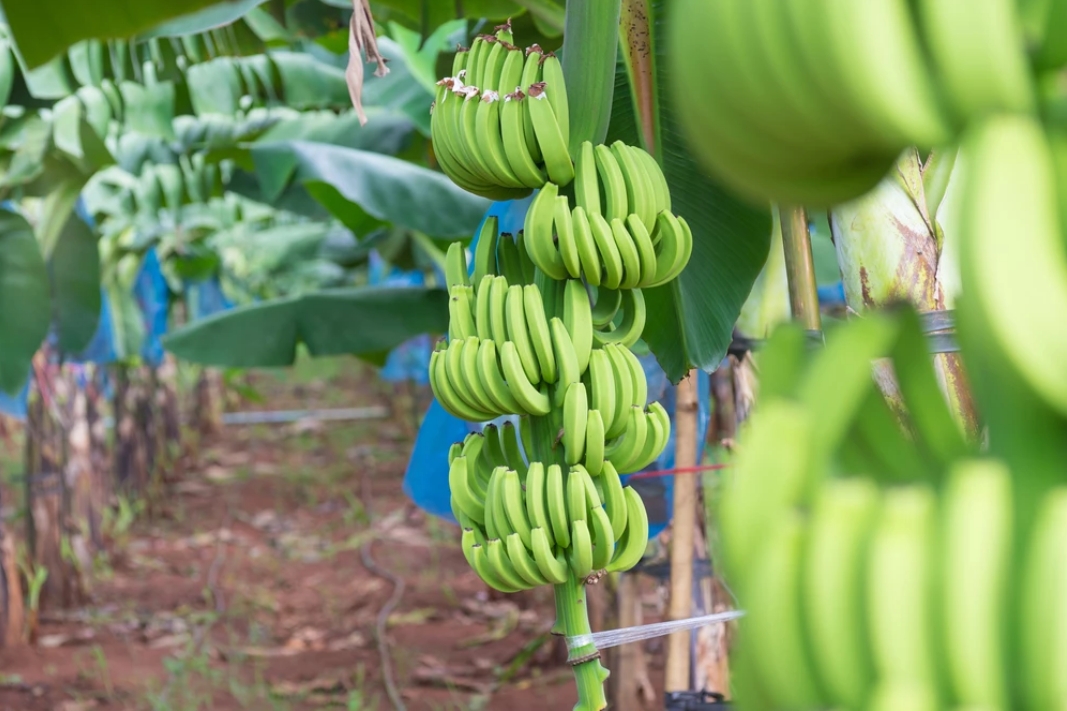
193, 367, 224, 440
829, 149, 980, 439
86, 367, 110, 550
24, 358, 83, 609
62, 366, 96, 591
0, 480, 24, 646
156, 354, 182, 469
113, 365, 149, 494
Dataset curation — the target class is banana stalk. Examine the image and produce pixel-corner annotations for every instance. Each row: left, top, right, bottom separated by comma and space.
561, 0, 622, 152
736, 208, 791, 339
829, 149, 979, 439
528, 402, 611, 711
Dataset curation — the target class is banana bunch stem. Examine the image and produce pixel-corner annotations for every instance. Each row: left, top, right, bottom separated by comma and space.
555, 575, 611, 710
529, 408, 610, 710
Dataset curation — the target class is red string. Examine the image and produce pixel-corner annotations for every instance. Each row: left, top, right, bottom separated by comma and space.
627, 463, 730, 480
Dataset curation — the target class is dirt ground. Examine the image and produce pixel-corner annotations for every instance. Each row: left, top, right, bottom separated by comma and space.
0, 360, 670, 711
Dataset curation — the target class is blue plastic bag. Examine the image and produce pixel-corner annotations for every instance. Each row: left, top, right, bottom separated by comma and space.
133, 248, 170, 367
184, 276, 234, 322
0, 377, 29, 420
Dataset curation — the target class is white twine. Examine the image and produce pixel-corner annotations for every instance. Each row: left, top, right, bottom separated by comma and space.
565, 610, 746, 651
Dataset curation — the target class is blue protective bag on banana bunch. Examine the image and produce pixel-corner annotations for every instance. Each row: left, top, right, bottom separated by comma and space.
369, 250, 435, 386
403, 197, 711, 539
183, 276, 234, 321
0, 379, 29, 420
134, 248, 170, 367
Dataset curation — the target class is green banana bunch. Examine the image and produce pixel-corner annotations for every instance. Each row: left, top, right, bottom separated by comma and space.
520, 142, 692, 288
666, 0, 1050, 207
432, 22, 697, 711
430, 22, 574, 201
955, 114, 1067, 418
449, 426, 649, 592
718, 315, 1039, 711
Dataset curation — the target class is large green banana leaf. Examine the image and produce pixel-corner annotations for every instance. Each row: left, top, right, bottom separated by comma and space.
0, 0, 253, 69
607, 0, 772, 381
49, 210, 102, 354
244, 140, 490, 238
162, 285, 448, 367
0, 209, 50, 394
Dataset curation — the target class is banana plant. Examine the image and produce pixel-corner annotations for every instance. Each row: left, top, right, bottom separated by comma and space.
828, 148, 979, 439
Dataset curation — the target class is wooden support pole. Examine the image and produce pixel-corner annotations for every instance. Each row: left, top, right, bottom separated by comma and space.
665, 370, 701, 692
779, 205, 823, 331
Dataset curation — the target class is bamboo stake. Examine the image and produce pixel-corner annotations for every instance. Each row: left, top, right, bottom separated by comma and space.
779, 205, 823, 331
665, 370, 701, 692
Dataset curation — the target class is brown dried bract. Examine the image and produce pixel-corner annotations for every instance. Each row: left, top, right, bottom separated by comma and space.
526, 82, 547, 99
345, 0, 389, 126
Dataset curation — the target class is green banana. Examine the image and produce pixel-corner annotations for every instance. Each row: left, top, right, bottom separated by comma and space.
489, 276, 510, 348
501, 89, 547, 189
519, 46, 543, 164
523, 182, 569, 280
1021, 487, 1067, 711
499, 421, 528, 476
460, 336, 501, 417
445, 241, 470, 291
611, 140, 654, 230
473, 216, 500, 286
626, 214, 659, 287
523, 284, 558, 384
939, 459, 1012, 707
802, 477, 880, 708
525, 461, 551, 535
562, 278, 593, 374
525, 81, 574, 186
574, 141, 602, 216
477, 339, 527, 414
555, 195, 582, 278
506, 532, 549, 586
744, 511, 826, 709
609, 217, 643, 290
587, 504, 615, 571
550, 317, 581, 407
584, 408, 606, 477
500, 341, 552, 415
472, 542, 522, 593
475, 274, 495, 341
546, 463, 571, 548
957, 115, 1067, 417
562, 382, 589, 466
606, 486, 649, 572
606, 406, 648, 473
487, 537, 533, 591
501, 468, 534, 549
586, 349, 618, 437
867, 485, 940, 690
566, 465, 588, 523
504, 284, 541, 384
568, 519, 594, 579
588, 210, 625, 290
594, 143, 628, 222
598, 461, 628, 538
449, 456, 485, 524
448, 285, 478, 341
604, 344, 635, 438
590, 287, 622, 328
592, 288, 646, 349
571, 206, 603, 288
530, 526, 569, 584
